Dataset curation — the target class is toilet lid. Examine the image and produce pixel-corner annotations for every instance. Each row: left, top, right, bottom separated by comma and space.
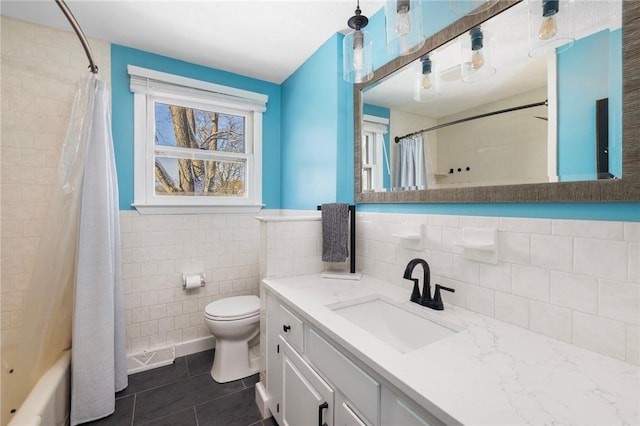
204, 295, 260, 320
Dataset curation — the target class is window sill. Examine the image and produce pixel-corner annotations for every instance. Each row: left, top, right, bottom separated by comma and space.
132, 204, 264, 215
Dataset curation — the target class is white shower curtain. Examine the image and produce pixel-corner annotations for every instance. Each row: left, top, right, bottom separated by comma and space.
69, 75, 127, 425
394, 135, 427, 190
7, 74, 126, 424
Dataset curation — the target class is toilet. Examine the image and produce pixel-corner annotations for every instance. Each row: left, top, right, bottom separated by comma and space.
204, 295, 260, 383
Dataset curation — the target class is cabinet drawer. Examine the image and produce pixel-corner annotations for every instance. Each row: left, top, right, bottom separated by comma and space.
337, 402, 367, 426
381, 387, 444, 426
279, 304, 304, 352
336, 393, 370, 426
306, 328, 380, 424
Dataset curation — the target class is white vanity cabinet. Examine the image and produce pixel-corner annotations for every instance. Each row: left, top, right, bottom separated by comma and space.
267, 295, 330, 426
265, 291, 440, 426
281, 336, 334, 426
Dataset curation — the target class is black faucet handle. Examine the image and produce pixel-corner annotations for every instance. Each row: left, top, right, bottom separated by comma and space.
432, 284, 455, 307
436, 284, 455, 294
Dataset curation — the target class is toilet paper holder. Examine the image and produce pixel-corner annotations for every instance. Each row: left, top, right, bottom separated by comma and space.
182, 273, 206, 289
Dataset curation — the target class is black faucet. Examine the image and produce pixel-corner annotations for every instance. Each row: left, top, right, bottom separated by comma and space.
403, 258, 430, 304
403, 258, 455, 310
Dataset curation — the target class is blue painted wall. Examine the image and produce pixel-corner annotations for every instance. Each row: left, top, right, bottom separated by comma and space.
357, 203, 639, 222
558, 30, 620, 181
280, 34, 349, 209
110, 44, 282, 210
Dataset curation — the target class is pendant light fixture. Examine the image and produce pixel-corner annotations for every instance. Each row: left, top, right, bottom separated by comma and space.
449, 0, 499, 16
385, 0, 425, 56
528, 0, 575, 58
461, 26, 496, 83
414, 55, 441, 102
343, 0, 373, 84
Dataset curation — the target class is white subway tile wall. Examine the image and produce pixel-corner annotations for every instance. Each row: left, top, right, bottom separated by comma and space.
355, 212, 640, 364
120, 211, 260, 354
1, 17, 111, 349
257, 212, 639, 364
259, 219, 323, 279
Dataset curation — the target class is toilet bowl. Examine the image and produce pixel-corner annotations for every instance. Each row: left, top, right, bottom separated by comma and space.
204, 295, 260, 383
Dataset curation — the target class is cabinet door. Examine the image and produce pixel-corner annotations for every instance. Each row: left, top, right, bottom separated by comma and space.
266, 294, 283, 424
281, 336, 334, 426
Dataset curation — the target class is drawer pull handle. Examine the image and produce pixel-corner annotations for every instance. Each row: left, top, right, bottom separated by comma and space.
283, 324, 291, 332
318, 401, 328, 426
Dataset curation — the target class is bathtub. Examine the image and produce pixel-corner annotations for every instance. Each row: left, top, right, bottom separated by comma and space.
8, 351, 71, 426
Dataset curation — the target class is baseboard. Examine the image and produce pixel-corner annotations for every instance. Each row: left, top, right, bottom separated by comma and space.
255, 382, 272, 419
174, 336, 216, 358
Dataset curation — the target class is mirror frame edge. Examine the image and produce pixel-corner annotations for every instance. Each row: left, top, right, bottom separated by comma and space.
354, 0, 640, 204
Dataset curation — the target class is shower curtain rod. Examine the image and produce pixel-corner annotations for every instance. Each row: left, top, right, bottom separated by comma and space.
394, 99, 548, 143
55, 0, 98, 73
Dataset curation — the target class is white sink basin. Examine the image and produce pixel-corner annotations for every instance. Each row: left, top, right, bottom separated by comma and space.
328, 295, 459, 354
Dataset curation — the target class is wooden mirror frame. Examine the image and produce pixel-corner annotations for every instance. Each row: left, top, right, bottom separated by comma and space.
354, 0, 639, 203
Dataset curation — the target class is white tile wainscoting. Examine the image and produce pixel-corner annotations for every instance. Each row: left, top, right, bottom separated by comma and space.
120, 211, 260, 355
258, 212, 639, 365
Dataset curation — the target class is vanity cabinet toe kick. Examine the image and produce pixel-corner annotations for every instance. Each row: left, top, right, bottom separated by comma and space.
265, 291, 445, 426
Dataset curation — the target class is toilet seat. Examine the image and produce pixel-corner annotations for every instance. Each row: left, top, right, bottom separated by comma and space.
204, 295, 260, 321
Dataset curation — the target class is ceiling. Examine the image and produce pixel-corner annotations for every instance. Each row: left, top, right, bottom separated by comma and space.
0, 0, 384, 84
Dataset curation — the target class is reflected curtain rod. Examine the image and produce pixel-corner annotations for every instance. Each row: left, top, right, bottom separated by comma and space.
394, 99, 548, 143
55, 0, 98, 73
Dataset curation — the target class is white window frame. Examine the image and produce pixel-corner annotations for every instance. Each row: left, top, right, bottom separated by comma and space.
362, 114, 389, 192
129, 65, 267, 214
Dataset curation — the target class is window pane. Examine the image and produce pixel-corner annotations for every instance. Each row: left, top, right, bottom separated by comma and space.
363, 133, 371, 164
362, 168, 372, 192
154, 156, 246, 196
155, 103, 245, 153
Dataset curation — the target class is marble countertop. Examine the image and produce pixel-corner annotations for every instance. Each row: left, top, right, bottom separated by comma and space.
263, 274, 639, 425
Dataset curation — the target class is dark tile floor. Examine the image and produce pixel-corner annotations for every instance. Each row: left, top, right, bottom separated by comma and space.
85, 349, 278, 426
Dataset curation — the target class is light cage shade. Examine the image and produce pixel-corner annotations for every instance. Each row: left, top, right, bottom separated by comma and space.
460, 28, 496, 83
385, 0, 425, 56
528, 0, 575, 58
343, 29, 374, 84
413, 58, 441, 102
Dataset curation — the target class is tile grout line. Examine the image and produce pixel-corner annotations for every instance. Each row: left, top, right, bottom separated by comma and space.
130, 394, 137, 426
193, 384, 255, 410
193, 406, 200, 426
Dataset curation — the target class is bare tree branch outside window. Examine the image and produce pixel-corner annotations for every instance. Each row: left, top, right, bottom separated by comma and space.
154, 103, 247, 197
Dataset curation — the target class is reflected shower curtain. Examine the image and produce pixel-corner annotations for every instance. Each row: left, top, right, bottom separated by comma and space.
394, 135, 427, 190
70, 76, 127, 425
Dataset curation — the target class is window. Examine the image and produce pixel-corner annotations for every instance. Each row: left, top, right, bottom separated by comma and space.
362, 115, 389, 192
129, 66, 267, 213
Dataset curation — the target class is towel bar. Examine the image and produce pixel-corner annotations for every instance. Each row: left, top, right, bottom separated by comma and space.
317, 204, 356, 274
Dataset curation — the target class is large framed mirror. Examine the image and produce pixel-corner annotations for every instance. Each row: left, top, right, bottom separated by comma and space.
354, 0, 639, 203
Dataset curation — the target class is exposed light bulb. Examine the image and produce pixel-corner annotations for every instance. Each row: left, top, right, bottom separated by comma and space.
353, 31, 364, 67
538, 15, 557, 40
395, 8, 411, 36
353, 46, 364, 71
471, 49, 484, 69
421, 74, 432, 90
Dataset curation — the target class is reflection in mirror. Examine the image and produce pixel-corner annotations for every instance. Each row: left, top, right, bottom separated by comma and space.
362, 0, 622, 193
